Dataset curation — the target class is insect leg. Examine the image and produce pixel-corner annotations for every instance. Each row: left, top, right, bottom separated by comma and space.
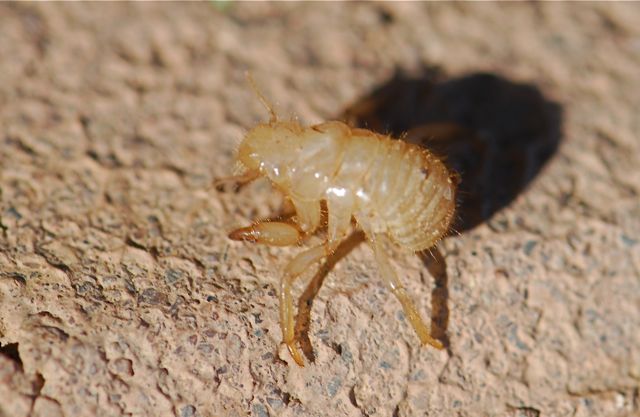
229, 222, 302, 246
213, 169, 260, 192
327, 191, 355, 248
280, 244, 329, 366
369, 234, 444, 350
280, 197, 296, 218
290, 198, 321, 234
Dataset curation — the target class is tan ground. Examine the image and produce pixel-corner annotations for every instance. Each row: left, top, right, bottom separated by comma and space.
1, 3, 639, 417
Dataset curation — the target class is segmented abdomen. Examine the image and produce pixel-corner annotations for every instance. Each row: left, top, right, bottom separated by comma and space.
349, 134, 456, 252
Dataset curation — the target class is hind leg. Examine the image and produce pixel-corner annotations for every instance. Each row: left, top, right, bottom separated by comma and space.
368, 233, 443, 349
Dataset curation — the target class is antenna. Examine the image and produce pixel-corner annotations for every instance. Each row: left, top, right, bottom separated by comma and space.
246, 72, 278, 124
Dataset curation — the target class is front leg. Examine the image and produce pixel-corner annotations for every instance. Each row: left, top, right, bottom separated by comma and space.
230, 198, 321, 247
229, 221, 302, 246
213, 169, 260, 192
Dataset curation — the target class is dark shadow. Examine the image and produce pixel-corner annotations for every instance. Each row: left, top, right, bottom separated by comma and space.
340, 68, 564, 232
0, 342, 23, 370
419, 248, 450, 353
295, 230, 366, 363
339, 68, 564, 350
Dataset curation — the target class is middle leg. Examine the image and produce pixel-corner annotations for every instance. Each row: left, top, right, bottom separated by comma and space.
279, 244, 331, 366
279, 194, 354, 365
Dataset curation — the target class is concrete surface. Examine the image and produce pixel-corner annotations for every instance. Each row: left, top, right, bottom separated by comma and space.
0, 3, 638, 417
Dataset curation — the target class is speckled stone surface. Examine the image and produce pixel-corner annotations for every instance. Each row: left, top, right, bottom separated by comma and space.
1, 3, 638, 417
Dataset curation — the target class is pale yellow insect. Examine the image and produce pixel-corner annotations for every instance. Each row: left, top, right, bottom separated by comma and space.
217, 80, 457, 366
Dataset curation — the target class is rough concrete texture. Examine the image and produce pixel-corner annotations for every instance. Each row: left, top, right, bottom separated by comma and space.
0, 3, 639, 417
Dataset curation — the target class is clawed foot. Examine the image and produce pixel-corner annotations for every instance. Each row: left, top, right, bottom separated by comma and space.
421, 335, 444, 350
284, 340, 305, 366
